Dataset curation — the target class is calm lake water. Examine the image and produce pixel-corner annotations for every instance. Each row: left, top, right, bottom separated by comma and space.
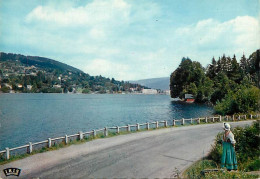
0, 94, 213, 150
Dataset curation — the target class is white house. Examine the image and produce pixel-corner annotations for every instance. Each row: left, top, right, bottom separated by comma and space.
142, 89, 157, 94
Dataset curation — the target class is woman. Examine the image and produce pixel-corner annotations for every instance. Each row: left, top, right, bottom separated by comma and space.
221, 123, 237, 170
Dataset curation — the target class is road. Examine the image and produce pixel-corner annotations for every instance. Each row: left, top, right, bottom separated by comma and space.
0, 121, 253, 178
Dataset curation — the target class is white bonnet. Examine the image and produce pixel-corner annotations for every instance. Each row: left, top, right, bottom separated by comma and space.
223, 122, 231, 131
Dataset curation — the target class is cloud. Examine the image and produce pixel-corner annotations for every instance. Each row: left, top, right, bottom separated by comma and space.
82, 59, 132, 80
25, 0, 131, 27
175, 16, 259, 56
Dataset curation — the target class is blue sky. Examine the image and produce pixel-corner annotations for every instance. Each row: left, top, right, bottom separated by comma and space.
0, 0, 259, 80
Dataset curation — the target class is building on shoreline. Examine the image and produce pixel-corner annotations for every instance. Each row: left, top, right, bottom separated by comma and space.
142, 89, 158, 94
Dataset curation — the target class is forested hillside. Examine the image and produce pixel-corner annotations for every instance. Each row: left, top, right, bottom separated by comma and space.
0, 52, 145, 94
170, 49, 260, 115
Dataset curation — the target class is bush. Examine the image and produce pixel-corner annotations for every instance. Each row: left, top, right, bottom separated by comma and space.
215, 86, 260, 115
207, 121, 260, 171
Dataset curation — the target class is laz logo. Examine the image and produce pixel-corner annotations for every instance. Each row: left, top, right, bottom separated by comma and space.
3, 168, 21, 177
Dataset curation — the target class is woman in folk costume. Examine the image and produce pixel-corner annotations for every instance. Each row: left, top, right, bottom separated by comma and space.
221, 122, 238, 170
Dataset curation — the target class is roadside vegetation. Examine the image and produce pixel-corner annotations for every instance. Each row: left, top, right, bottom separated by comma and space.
170, 49, 260, 115
183, 120, 260, 178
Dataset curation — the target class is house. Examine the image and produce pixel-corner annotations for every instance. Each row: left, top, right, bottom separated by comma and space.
185, 94, 195, 103
53, 84, 61, 88
17, 84, 23, 88
142, 89, 157, 94
27, 85, 32, 90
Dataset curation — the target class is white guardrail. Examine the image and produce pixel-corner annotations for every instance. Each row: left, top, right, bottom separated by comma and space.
0, 114, 259, 160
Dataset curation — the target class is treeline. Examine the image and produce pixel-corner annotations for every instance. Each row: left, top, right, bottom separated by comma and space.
170, 49, 260, 115
0, 52, 145, 94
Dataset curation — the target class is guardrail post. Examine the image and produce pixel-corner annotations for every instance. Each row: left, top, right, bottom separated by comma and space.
219, 115, 222, 122
147, 122, 150, 130
93, 130, 96, 137
173, 119, 175, 126
6, 148, 9, 160
182, 118, 185, 125
28, 142, 33, 154
127, 125, 131, 132
205, 117, 207, 123
79, 131, 83, 140
137, 123, 140, 131
250, 114, 252, 119
104, 127, 108, 137
238, 115, 240, 120
116, 126, 120, 134
212, 117, 215, 122
156, 121, 159, 128
48, 138, 52, 148
198, 118, 200, 124
65, 135, 68, 144
190, 118, 193, 124
232, 115, 235, 121
164, 120, 167, 127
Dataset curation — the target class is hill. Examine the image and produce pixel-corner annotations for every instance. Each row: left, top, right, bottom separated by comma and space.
0, 52, 144, 93
130, 77, 170, 90
0, 52, 83, 74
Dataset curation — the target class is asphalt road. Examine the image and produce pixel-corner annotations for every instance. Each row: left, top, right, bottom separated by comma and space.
0, 121, 253, 179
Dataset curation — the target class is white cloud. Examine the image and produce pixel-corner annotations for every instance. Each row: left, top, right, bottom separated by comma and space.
175, 16, 259, 56
82, 59, 132, 80
25, 0, 131, 27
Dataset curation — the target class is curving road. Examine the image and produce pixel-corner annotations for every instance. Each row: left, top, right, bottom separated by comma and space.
0, 121, 253, 178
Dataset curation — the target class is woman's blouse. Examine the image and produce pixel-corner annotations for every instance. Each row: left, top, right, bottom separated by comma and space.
223, 131, 236, 144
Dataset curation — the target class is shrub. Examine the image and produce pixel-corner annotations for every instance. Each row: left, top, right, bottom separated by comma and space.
215, 86, 260, 115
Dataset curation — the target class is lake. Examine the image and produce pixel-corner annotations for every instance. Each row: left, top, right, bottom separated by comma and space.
0, 94, 213, 150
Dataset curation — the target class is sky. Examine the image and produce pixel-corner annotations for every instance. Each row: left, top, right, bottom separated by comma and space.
0, 0, 259, 81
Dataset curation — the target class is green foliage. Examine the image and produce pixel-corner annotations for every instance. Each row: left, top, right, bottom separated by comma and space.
170, 49, 260, 115
207, 121, 260, 171
185, 122, 260, 178
215, 86, 260, 115
185, 160, 217, 178
0, 52, 145, 94
205, 170, 258, 179
1, 86, 10, 93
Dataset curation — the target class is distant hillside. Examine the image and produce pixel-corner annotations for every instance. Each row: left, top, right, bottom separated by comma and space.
130, 77, 170, 90
0, 52, 82, 74
0, 52, 145, 94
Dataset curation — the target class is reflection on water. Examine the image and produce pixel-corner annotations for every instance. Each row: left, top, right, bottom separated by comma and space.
0, 94, 213, 150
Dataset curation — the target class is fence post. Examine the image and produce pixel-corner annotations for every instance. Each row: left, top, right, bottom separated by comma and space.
156, 121, 159, 128
79, 131, 83, 140
93, 130, 96, 138
116, 126, 120, 134
182, 118, 185, 125
6, 148, 9, 160
164, 120, 167, 127
147, 122, 150, 130
65, 135, 68, 144
137, 123, 140, 131
104, 127, 108, 137
238, 115, 240, 120
48, 138, 52, 148
173, 119, 175, 126
213, 117, 215, 122
250, 114, 252, 119
219, 116, 222, 122
198, 118, 200, 124
232, 115, 235, 121
190, 118, 193, 124
127, 125, 131, 132
205, 117, 208, 123
28, 142, 33, 154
